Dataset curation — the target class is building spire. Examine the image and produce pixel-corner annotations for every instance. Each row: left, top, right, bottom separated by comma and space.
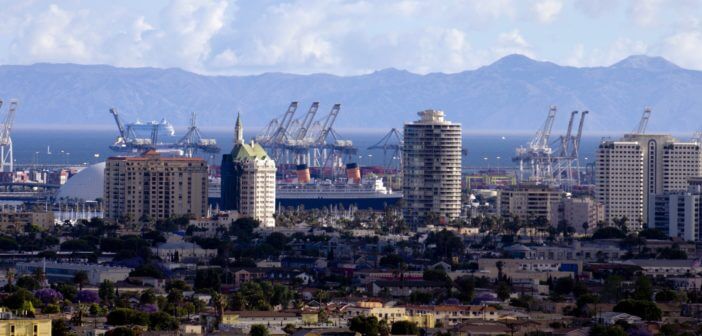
235, 112, 244, 145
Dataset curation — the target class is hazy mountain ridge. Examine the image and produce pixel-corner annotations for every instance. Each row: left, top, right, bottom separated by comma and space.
0, 54, 700, 133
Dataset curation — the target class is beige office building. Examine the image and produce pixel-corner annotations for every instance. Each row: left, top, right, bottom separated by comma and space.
497, 184, 562, 225
104, 151, 208, 223
402, 109, 462, 225
596, 134, 702, 231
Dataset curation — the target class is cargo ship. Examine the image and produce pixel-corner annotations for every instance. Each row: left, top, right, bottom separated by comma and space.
275, 163, 402, 210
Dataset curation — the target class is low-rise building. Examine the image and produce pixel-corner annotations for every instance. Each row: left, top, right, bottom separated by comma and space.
621, 259, 702, 276
497, 185, 562, 225
16, 261, 132, 285
404, 305, 499, 326
152, 241, 217, 263
0, 316, 51, 336
0, 210, 54, 232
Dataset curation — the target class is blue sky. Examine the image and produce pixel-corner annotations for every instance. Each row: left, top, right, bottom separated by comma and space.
0, 0, 701, 75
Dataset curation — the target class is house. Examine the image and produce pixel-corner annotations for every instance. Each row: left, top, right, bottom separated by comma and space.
281, 257, 328, 270
232, 268, 267, 287
291, 329, 360, 336
452, 322, 511, 336
221, 311, 302, 333
594, 312, 642, 325
403, 305, 499, 326
370, 280, 446, 297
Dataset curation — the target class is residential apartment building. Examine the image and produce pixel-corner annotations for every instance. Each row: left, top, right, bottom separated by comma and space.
596, 134, 701, 231
220, 115, 276, 227
497, 184, 562, 225
551, 196, 604, 234
104, 151, 208, 223
0, 210, 54, 232
596, 140, 645, 230
649, 177, 702, 241
402, 109, 462, 225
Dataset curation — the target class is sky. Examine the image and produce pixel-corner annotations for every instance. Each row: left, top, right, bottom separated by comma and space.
0, 0, 701, 75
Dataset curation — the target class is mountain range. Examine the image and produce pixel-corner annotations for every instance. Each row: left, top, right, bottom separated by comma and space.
0, 54, 700, 134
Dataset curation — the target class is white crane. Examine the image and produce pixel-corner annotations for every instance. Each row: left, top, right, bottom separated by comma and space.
0, 99, 17, 172
634, 107, 651, 134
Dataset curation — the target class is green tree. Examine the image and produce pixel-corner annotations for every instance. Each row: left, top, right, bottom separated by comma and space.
589, 325, 626, 336
73, 271, 89, 291
15, 276, 40, 291
613, 299, 662, 321
349, 316, 380, 336
99, 280, 116, 306
250, 324, 270, 336
553, 277, 575, 296
149, 311, 179, 330
391, 321, 418, 335
51, 319, 72, 336
107, 308, 149, 326
496, 281, 511, 301
655, 289, 677, 303
632, 276, 653, 301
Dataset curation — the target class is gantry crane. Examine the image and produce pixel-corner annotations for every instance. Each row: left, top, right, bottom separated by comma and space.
176, 112, 221, 158
0, 99, 17, 172
368, 128, 403, 172
634, 107, 651, 134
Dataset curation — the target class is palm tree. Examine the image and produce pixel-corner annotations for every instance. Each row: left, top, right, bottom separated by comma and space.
212, 292, 227, 328
496, 261, 505, 281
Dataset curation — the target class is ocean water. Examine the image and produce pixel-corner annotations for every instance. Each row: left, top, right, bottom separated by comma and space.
11, 129, 602, 169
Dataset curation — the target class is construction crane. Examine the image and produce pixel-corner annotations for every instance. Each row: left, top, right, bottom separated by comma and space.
175, 112, 221, 158
634, 107, 651, 134
0, 99, 16, 172
368, 128, 403, 172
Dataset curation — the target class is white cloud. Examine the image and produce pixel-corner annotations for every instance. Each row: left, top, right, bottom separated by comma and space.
574, 0, 618, 17
662, 30, 702, 70
628, 0, 662, 27
494, 29, 533, 58
532, 0, 563, 23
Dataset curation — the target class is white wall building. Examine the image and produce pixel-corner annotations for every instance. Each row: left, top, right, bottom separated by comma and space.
596, 134, 702, 231
402, 109, 462, 225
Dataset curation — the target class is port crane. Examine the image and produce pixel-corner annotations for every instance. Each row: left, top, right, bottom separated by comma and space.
0, 99, 17, 172
109, 108, 218, 158
514, 105, 588, 187
175, 112, 221, 158
634, 107, 652, 134
368, 128, 403, 172
514, 106, 556, 182
256, 102, 357, 176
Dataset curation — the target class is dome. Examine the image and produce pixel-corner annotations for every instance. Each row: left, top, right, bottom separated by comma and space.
57, 162, 105, 201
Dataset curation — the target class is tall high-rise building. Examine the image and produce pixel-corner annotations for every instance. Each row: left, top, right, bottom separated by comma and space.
220, 114, 277, 227
104, 151, 208, 223
402, 109, 462, 225
596, 134, 702, 231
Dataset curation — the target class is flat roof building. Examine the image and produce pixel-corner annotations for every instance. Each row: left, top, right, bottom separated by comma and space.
104, 151, 208, 223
